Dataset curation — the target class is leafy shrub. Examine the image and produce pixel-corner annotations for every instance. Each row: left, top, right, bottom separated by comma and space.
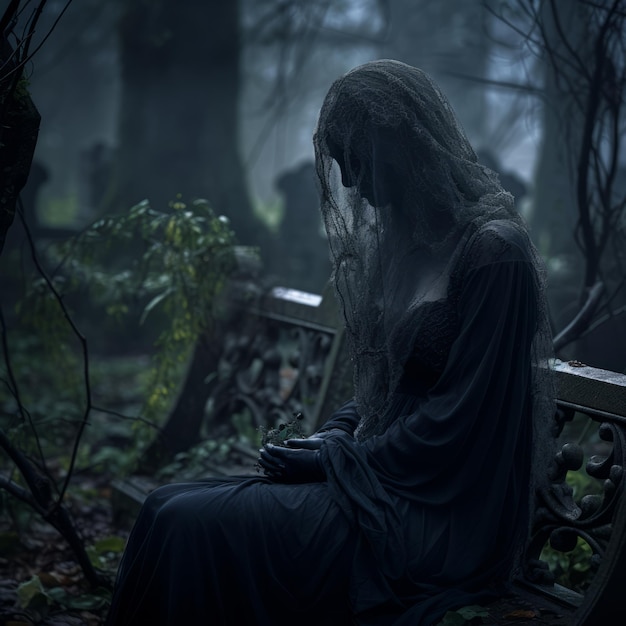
2, 195, 240, 481
539, 460, 601, 592
58, 196, 238, 424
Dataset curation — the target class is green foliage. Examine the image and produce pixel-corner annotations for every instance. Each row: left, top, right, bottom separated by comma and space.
540, 535, 593, 592
436, 605, 489, 625
0, 194, 242, 595
17, 575, 55, 621
565, 464, 602, 501
57, 195, 238, 435
156, 436, 240, 481
40, 192, 80, 226
46, 584, 111, 611
539, 461, 600, 592
258, 412, 306, 446
230, 408, 261, 445
17, 574, 112, 621
86, 535, 127, 570
1, 195, 240, 492
14, 76, 32, 103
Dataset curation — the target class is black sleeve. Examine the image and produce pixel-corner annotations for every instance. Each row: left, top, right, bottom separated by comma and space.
315, 399, 360, 435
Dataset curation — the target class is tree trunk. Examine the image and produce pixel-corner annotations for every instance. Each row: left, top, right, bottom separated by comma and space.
530, 1, 591, 334
138, 335, 223, 472
0, 36, 40, 255
115, 0, 266, 247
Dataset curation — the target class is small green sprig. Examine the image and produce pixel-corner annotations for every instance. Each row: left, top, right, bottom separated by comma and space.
258, 412, 306, 447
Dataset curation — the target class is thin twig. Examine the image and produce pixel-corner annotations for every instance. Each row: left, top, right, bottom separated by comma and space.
17, 200, 92, 505
92, 404, 162, 431
0, 306, 53, 480
0, 308, 27, 423
553, 281, 605, 352
0, 0, 76, 84
0, 473, 41, 512
0, 0, 22, 36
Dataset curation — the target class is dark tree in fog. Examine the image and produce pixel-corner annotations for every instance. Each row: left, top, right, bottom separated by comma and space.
495, 0, 626, 363
115, 0, 264, 247
380, 0, 492, 144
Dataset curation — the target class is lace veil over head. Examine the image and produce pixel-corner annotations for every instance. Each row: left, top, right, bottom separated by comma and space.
313, 59, 553, 446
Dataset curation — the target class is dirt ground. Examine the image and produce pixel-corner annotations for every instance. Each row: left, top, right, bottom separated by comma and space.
0, 478, 131, 626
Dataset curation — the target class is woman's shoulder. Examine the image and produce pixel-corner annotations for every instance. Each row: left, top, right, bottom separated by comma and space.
463, 218, 534, 268
447, 217, 540, 298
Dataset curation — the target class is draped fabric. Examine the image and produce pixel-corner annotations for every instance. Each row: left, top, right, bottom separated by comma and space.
106, 478, 357, 625
106, 60, 555, 626
312, 60, 552, 446
318, 221, 543, 624
312, 59, 555, 585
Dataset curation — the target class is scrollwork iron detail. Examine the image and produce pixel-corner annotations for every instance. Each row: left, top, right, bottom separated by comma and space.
526, 405, 626, 588
207, 314, 335, 436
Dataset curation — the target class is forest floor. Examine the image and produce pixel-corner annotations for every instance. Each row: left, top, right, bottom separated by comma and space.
0, 472, 577, 626
0, 471, 132, 626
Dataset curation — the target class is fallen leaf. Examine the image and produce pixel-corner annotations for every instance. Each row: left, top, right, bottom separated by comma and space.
503, 609, 539, 620
37, 571, 63, 587
16, 575, 50, 609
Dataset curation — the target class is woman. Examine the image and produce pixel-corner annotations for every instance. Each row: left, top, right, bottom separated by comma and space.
106, 60, 554, 626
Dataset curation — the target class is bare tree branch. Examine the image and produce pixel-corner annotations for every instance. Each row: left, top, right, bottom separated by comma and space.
0, 473, 39, 511
494, 0, 626, 349
442, 70, 544, 97
553, 282, 605, 352
548, 0, 593, 81
17, 200, 92, 505
0, 307, 27, 423
0, 0, 75, 84
0, 305, 53, 482
92, 405, 161, 431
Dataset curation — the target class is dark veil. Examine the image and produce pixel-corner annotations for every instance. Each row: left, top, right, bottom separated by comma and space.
313, 59, 555, 571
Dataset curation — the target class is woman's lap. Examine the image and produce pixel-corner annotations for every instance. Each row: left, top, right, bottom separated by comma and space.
107, 477, 356, 625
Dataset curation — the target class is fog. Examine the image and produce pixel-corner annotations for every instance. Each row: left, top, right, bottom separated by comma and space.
23, 1, 536, 219
5, 0, 626, 369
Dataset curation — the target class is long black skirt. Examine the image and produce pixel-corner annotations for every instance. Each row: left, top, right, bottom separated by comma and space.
105, 476, 357, 626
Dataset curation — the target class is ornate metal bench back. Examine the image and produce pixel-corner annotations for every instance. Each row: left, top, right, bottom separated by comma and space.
209, 275, 626, 623
207, 282, 352, 437
527, 360, 626, 623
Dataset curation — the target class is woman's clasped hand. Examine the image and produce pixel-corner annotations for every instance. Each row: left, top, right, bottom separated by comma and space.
258, 439, 325, 483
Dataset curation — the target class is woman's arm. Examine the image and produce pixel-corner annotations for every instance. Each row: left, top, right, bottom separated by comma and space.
315, 399, 360, 435
321, 223, 541, 502
363, 252, 537, 499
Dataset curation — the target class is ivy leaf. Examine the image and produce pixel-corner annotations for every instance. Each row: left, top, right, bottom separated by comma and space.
16, 575, 53, 618
139, 287, 174, 325
438, 611, 468, 626
457, 605, 489, 620
437, 605, 489, 625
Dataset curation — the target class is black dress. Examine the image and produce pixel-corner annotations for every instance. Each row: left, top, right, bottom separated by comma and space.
106, 222, 537, 626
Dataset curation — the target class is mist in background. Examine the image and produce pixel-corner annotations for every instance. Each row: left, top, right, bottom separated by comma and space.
9, 0, 626, 371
